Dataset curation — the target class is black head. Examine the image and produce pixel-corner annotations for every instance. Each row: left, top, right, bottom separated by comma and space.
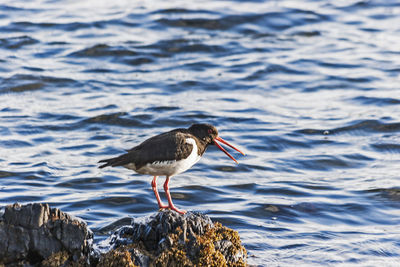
189, 123, 245, 163
188, 123, 218, 144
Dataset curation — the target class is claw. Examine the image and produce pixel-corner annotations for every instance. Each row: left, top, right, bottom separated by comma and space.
168, 206, 186, 214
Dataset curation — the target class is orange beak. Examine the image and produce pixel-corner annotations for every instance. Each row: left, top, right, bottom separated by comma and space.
213, 136, 245, 164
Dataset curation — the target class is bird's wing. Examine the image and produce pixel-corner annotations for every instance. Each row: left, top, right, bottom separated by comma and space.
98, 131, 194, 169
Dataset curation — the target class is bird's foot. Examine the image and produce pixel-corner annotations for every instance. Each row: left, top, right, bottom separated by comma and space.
158, 205, 186, 214
167, 205, 186, 214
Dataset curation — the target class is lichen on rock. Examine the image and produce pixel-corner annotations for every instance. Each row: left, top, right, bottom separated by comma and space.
0, 204, 247, 266
97, 245, 138, 267
108, 210, 247, 266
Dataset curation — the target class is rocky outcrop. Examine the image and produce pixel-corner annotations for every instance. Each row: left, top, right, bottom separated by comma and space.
103, 210, 247, 266
0, 203, 93, 266
0, 204, 247, 266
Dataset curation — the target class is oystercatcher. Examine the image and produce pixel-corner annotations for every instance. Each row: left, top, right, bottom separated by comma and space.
98, 123, 244, 214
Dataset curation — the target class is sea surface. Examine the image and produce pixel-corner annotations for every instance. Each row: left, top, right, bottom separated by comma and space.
1, 0, 400, 266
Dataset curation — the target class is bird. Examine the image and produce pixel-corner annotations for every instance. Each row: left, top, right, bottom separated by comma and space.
98, 123, 245, 214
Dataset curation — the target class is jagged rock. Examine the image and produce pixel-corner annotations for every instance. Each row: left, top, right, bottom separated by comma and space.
0, 204, 248, 266
0, 203, 93, 266
97, 246, 139, 267
105, 210, 247, 266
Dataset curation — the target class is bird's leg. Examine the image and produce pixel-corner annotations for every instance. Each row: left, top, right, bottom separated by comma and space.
163, 176, 186, 214
151, 176, 168, 209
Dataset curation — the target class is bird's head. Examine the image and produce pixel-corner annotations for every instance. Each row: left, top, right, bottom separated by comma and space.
188, 123, 245, 163
189, 123, 218, 144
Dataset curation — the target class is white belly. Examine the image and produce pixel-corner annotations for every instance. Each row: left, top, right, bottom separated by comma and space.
124, 138, 201, 176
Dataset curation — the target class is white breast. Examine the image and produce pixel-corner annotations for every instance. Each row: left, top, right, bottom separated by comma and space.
129, 138, 202, 176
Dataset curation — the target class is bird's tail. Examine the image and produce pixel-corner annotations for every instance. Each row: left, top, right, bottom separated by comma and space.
98, 153, 134, 168
98, 156, 122, 168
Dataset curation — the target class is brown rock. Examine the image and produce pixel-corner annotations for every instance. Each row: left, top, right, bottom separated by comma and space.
0, 203, 248, 266
106, 210, 247, 266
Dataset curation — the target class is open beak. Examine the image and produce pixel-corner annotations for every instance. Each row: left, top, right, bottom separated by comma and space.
213, 136, 245, 164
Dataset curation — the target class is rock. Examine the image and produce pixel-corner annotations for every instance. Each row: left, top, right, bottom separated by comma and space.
0, 203, 93, 266
105, 210, 247, 266
0, 204, 248, 266
97, 246, 139, 267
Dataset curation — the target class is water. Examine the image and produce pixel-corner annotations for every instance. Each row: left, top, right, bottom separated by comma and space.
1, 0, 400, 265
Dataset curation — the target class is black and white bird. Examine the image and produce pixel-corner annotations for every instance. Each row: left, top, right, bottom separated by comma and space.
98, 123, 244, 214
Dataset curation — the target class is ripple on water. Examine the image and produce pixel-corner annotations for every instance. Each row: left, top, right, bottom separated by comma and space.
83, 112, 150, 128
364, 188, 400, 208
298, 120, 400, 136
0, 139, 33, 148
353, 96, 400, 106
0, 74, 80, 93
0, 35, 38, 49
287, 155, 366, 171
370, 143, 400, 154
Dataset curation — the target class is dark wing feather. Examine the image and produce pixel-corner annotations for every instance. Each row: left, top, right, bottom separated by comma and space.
98, 130, 194, 169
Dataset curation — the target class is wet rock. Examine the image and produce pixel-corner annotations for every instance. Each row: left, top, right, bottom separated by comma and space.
106, 210, 247, 266
97, 246, 139, 267
0, 203, 248, 266
0, 203, 93, 266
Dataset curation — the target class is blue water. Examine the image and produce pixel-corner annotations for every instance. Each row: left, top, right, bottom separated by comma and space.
1, 0, 400, 265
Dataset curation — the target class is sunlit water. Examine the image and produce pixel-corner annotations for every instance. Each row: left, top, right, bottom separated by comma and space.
1, 0, 400, 266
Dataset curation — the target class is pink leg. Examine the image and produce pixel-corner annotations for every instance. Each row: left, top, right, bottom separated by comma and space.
164, 176, 186, 214
151, 176, 168, 209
